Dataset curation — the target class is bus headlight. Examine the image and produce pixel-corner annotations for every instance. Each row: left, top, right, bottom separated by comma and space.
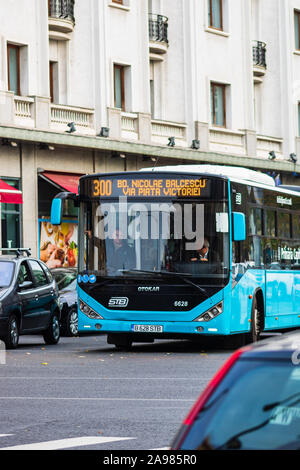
79, 299, 104, 320
193, 301, 223, 322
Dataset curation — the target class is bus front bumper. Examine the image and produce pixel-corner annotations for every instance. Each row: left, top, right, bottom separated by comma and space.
78, 318, 227, 336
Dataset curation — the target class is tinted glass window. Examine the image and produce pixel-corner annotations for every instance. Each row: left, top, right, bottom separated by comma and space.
249, 208, 263, 236
0, 261, 14, 287
278, 212, 291, 239
17, 262, 31, 285
265, 210, 276, 237
41, 263, 53, 283
181, 359, 300, 450
28, 260, 48, 287
52, 271, 76, 290
293, 214, 300, 239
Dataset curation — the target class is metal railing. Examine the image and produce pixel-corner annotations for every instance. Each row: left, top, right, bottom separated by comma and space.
253, 41, 267, 68
149, 14, 168, 43
48, 0, 75, 23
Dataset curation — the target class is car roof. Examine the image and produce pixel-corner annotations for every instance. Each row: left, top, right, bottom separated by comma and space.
0, 255, 28, 262
242, 330, 300, 360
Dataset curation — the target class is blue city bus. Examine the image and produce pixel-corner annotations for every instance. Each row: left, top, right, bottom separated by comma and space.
51, 165, 300, 349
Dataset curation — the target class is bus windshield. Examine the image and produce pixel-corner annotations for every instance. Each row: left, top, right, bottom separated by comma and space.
79, 199, 230, 279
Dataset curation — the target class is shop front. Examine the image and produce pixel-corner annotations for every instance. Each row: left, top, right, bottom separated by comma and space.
38, 171, 81, 269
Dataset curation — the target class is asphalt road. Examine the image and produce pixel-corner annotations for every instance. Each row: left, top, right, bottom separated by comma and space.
0, 334, 231, 451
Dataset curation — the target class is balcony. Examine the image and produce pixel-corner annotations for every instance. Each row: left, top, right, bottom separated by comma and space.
149, 14, 169, 58
48, 0, 75, 40
253, 41, 267, 83
50, 103, 95, 135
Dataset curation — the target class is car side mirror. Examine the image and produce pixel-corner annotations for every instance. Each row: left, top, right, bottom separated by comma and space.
232, 212, 246, 241
18, 280, 33, 291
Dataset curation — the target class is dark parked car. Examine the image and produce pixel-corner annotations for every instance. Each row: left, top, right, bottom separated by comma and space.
51, 268, 78, 336
0, 249, 61, 349
171, 331, 300, 450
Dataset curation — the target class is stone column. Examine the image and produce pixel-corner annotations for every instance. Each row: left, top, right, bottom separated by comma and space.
33, 96, 51, 130
0, 91, 15, 125
244, 130, 257, 158
137, 112, 152, 144
107, 107, 121, 140
21, 143, 39, 257
195, 121, 210, 151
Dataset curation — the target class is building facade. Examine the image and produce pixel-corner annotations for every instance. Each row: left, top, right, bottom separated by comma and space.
0, 0, 300, 258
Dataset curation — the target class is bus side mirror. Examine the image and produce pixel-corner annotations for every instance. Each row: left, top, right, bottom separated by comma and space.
232, 212, 246, 241
51, 198, 63, 225
51, 192, 78, 225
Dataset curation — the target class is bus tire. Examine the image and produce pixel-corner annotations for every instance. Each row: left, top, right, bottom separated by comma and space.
222, 333, 245, 350
107, 334, 132, 351
248, 295, 263, 344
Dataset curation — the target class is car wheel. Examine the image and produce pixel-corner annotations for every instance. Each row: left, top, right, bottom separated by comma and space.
62, 308, 78, 337
3, 315, 19, 350
43, 313, 60, 345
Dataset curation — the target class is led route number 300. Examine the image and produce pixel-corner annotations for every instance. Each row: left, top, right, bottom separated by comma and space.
92, 179, 112, 197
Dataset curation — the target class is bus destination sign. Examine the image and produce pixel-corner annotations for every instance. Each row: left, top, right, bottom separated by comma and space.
90, 177, 211, 198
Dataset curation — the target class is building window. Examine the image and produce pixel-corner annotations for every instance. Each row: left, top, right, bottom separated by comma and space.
49, 61, 59, 103
295, 10, 300, 50
208, 0, 223, 30
7, 44, 20, 95
49, 62, 54, 103
114, 64, 125, 110
1, 178, 22, 250
211, 82, 226, 127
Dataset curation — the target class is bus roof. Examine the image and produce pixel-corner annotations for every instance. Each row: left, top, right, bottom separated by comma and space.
141, 164, 276, 187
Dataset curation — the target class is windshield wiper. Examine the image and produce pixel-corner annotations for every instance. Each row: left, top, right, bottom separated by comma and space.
216, 392, 300, 450
119, 269, 210, 298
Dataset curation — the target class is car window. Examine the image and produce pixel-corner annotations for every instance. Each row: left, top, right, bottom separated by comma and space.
28, 260, 48, 287
17, 262, 31, 285
180, 359, 300, 450
41, 263, 53, 283
0, 261, 15, 287
53, 271, 77, 290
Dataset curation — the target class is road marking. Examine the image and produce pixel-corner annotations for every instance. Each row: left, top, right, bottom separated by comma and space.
0, 434, 13, 438
0, 436, 134, 450
0, 377, 205, 380
150, 447, 170, 450
0, 396, 194, 402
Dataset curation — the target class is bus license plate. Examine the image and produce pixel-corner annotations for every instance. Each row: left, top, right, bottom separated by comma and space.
132, 325, 163, 333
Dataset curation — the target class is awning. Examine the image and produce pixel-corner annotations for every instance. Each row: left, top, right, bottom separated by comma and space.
0, 179, 23, 204
41, 172, 81, 195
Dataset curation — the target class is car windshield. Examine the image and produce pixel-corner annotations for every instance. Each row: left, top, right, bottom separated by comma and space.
0, 261, 15, 287
53, 271, 77, 290
78, 200, 229, 281
180, 359, 300, 450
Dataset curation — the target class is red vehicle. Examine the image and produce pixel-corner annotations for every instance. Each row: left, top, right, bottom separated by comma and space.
171, 332, 300, 450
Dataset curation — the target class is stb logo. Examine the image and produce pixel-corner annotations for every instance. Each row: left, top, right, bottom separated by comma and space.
0, 340, 6, 365
108, 297, 129, 308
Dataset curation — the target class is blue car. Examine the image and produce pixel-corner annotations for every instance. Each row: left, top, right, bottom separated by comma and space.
171, 331, 300, 450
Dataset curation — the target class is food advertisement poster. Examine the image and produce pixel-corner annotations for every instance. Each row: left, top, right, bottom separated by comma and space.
39, 220, 78, 268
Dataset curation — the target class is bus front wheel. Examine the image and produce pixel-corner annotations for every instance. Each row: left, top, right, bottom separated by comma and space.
249, 296, 263, 344
107, 334, 133, 351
